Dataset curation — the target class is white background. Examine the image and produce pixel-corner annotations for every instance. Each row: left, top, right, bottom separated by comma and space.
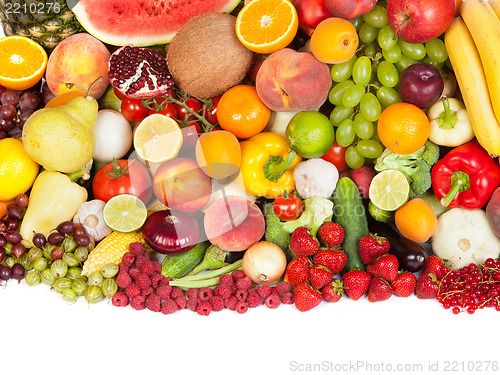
1, 24, 499, 375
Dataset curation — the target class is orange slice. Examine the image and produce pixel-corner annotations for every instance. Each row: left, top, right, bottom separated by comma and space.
235, 0, 299, 54
0, 36, 48, 90
133, 114, 183, 163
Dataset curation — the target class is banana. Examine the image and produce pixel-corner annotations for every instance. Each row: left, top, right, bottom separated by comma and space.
444, 18, 500, 156
488, 0, 500, 18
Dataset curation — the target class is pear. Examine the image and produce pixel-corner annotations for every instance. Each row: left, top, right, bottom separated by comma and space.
22, 89, 99, 174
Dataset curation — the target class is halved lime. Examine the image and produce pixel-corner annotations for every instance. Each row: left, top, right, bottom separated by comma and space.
369, 169, 410, 211
103, 194, 148, 233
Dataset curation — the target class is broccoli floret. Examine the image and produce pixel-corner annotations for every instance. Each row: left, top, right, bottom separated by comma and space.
263, 203, 293, 261
374, 141, 440, 199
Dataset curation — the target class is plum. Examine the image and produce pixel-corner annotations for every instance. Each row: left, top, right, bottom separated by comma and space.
398, 63, 444, 109
486, 187, 500, 238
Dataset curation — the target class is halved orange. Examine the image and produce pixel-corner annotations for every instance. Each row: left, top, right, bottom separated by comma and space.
133, 114, 183, 164
235, 0, 299, 54
0, 36, 48, 90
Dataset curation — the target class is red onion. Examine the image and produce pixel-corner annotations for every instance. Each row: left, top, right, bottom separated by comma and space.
142, 210, 200, 255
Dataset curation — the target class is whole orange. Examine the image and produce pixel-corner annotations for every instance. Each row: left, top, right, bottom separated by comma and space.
217, 85, 271, 139
377, 102, 430, 155
395, 198, 438, 243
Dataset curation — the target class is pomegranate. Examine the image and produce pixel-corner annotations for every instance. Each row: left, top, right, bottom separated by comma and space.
108, 45, 174, 99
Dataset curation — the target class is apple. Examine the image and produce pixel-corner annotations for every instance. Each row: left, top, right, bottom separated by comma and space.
293, 0, 331, 36
324, 0, 377, 19
398, 63, 444, 109
386, 0, 455, 44
153, 157, 212, 212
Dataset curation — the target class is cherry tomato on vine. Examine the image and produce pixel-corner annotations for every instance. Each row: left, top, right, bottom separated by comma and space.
320, 140, 349, 172
148, 101, 177, 118
204, 96, 220, 125
175, 97, 202, 123
121, 98, 149, 122
273, 194, 303, 221
180, 122, 202, 150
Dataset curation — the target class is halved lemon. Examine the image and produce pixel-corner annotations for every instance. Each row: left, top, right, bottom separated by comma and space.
235, 0, 299, 54
369, 169, 410, 211
133, 114, 183, 163
0, 36, 48, 90
103, 194, 148, 233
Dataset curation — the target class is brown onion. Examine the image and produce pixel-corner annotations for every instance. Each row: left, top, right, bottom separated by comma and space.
242, 241, 287, 284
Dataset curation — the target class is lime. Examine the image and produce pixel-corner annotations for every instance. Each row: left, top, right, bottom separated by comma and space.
285, 111, 335, 158
103, 194, 148, 233
369, 169, 410, 211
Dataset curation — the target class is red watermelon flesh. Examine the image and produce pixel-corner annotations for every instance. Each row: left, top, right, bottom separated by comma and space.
67, 0, 242, 46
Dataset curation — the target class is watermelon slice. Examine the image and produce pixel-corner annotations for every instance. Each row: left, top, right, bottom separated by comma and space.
66, 0, 242, 46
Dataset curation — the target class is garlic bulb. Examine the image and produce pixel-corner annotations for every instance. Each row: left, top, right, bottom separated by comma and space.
73, 200, 112, 241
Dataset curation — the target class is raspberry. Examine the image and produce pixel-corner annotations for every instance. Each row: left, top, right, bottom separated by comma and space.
146, 294, 162, 312
280, 292, 294, 304
121, 252, 135, 266
271, 286, 279, 296
142, 252, 151, 260
128, 267, 141, 280
249, 285, 259, 294
231, 269, 245, 282
219, 273, 233, 286
235, 289, 248, 302
118, 263, 129, 274
140, 261, 157, 276
130, 295, 146, 310
209, 296, 224, 312
235, 301, 249, 314
265, 294, 281, 309
224, 295, 238, 310
125, 284, 141, 299
159, 276, 171, 287
141, 286, 155, 297
161, 299, 179, 315
156, 285, 172, 300
150, 273, 164, 289
214, 284, 231, 299
198, 287, 213, 302
135, 256, 147, 268
129, 242, 145, 257
175, 295, 187, 309
111, 291, 129, 307
186, 288, 199, 300
136, 274, 152, 289
116, 272, 132, 288
153, 261, 162, 274
170, 287, 184, 300
197, 302, 212, 316
187, 297, 199, 312
247, 292, 263, 308
276, 281, 292, 296
257, 284, 272, 299
236, 276, 252, 290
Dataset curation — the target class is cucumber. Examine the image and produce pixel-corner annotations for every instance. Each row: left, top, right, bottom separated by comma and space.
161, 241, 210, 279
333, 177, 369, 272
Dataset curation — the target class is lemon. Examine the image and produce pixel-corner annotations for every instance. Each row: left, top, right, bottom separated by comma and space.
369, 169, 410, 211
285, 111, 335, 158
103, 194, 148, 233
0, 138, 39, 200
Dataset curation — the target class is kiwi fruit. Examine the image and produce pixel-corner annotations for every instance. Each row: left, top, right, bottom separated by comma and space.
166, 12, 254, 99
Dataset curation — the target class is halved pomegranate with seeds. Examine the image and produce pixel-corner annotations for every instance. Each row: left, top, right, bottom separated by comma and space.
108, 45, 174, 99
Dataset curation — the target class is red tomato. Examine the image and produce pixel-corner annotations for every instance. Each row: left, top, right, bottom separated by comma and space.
175, 97, 202, 123
320, 140, 349, 172
273, 194, 303, 221
204, 96, 220, 125
148, 101, 177, 118
92, 159, 153, 204
121, 98, 149, 122
180, 122, 202, 150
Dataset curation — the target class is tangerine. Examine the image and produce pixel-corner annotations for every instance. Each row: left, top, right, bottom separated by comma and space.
395, 198, 438, 243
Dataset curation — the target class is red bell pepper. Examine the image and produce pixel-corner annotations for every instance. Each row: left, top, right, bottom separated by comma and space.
431, 140, 500, 209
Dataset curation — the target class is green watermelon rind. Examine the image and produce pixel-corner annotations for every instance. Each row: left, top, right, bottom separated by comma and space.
66, 0, 242, 46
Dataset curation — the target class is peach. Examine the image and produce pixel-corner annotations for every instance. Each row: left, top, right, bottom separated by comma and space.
45, 33, 110, 99
204, 195, 265, 252
255, 48, 331, 112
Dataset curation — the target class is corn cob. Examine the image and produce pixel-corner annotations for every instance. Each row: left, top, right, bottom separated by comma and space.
82, 231, 145, 276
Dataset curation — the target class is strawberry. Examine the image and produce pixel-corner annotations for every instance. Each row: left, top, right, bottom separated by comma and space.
309, 265, 332, 290
294, 283, 323, 312
368, 276, 393, 302
359, 234, 390, 265
317, 222, 344, 248
289, 226, 319, 256
312, 249, 347, 275
415, 273, 440, 299
366, 254, 399, 282
391, 272, 417, 298
423, 255, 448, 280
342, 270, 371, 301
321, 279, 344, 303
284, 256, 311, 288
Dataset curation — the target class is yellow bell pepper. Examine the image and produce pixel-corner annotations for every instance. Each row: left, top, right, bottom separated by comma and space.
20, 171, 88, 248
240, 132, 302, 199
